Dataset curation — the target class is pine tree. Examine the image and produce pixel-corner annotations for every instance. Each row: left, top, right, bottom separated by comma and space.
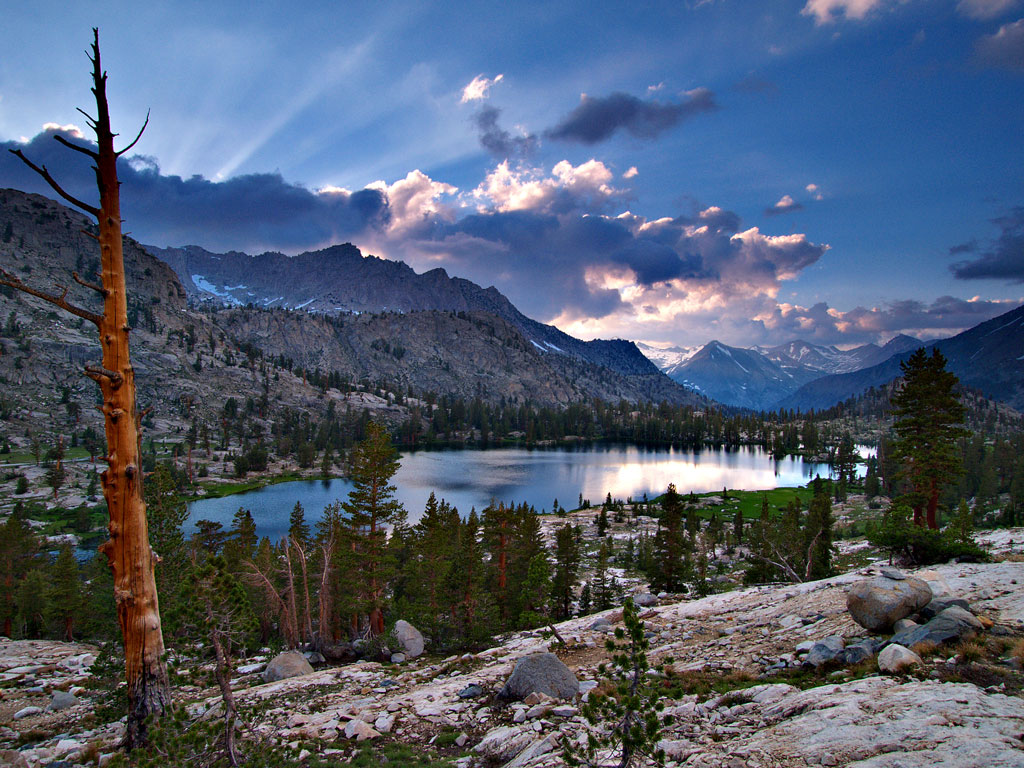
551, 523, 581, 619
0, 507, 41, 636
650, 484, 689, 593
804, 488, 834, 580
47, 542, 83, 640
289, 501, 310, 546
890, 348, 966, 529
341, 423, 406, 636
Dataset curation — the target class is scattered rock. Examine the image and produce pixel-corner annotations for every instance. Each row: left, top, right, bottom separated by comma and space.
804, 636, 845, 667
393, 620, 425, 658
458, 683, 484, 699
390, 653, 407, 664
374, 714, 395, 733
13, 706, 43, 720
878, 644, 923, 673
302, 651, 326, 665
499, 652, 579, 701
919, 597, 973, 621
47, 690, 79, 711
892, 618, 918, 633
474, 725, 537, 761
261, 651, 314, 683
891, 606, 984, 649
320, 642, 357, 662
634, 593, 658, 607
847, 572, 933, 632
0, 749, 29, 768
344, 719, 380, 741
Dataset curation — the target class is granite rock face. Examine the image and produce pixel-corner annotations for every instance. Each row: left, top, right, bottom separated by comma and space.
847, 571, 933, 632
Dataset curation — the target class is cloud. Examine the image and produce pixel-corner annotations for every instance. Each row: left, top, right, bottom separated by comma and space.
957, 0, 1020, 19
367, 170, 457, 237
974, 18, 1024, 71
950, 206, 1024, 281
801, 0, 894, 24
472, 105, 538, 159
471, 159, 625, 215
544, 89, 717, 145
765, 194, 804, 215
806, 183, 824, 200
623, 166, 639, 179
461, 73, 504, 103
1, 128, 388, 253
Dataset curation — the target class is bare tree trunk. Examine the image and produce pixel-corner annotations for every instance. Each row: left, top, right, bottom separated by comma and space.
283, 540, 300, 646
3, 29, 169, 749
292, 538, 314, 644
246, 561, 298, 648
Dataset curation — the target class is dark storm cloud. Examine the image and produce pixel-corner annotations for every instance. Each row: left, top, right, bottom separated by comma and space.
951, 206, 1024, 282
473, 105, 538, 159
544, 89, 717, 145
974, 19, 1024, 71
0, 128, 388, 252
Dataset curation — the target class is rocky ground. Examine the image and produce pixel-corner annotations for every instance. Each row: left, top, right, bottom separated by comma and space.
3, 529, 1024, 767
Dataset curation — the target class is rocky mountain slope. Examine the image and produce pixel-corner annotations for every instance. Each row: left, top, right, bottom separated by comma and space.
0, 187, 704, 451
648, 336, 924, 412
150, 243, 667, 378
778, 303, 1024, 413
4, 527, 1023, 768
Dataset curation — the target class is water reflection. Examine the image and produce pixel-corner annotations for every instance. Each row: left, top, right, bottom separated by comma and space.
188, 444, 842, 544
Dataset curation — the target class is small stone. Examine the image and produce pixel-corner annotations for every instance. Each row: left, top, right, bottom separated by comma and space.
458, 683, 484, 699
344, 719, 380, 741
878, 644, 923, 673
13, 706, 42, 720
47, 691, 79, 711
455, 733, 469, 747
374, 714, 395, 733
390, 653, 407, 664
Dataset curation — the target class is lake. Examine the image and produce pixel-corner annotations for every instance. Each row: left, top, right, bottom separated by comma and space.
187, 444, 841, 542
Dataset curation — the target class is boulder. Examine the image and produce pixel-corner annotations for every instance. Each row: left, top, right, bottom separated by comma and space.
321, 642, 357, 662
890, 606, 983, 649
634, 593, 658, 607
841, 644, 874, 665
919, 597, 972, 621
390, 653, 406, 664
0, 750, 29, 768
13, 706, 42, 720
474, 725, 537, 762
499, 652, 579, 701
393, 620, 425, 658
458, 683, 484, 699
344, 719, 380, 741
804, 636, 845, 667
261, 651, 314, 683
847, 571, 933, 632
47, 691, 79, 711
878, 644, 922, 673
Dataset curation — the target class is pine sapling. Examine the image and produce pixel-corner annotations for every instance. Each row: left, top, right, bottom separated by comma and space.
563, 597, 671, 768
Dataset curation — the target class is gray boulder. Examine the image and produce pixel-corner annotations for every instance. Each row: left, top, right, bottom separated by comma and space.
261, 651, 314, 683
393, 619, 425, 659
321, 642, 357, 662
919, 597, 972, 621
634, 593, 658, 607
47, 691, 79, 711
878, 644, 922, 673
804, 636, 845, 667
499, 652, 579, 701
847, 571, 932, 632
890, 605, 983, 649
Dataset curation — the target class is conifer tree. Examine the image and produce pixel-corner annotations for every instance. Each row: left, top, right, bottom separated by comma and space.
0, 507, 41, 636
340, 422, 406, 635
890, 348, 966, 529
48, 542, 83, 640
17, 570, 50, 638
551, 523, 581, 619
289, 501, 310, 546
650, 485, 689, 593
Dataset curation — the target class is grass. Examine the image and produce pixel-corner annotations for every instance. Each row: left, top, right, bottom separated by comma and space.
195, 471, 306, 498
650, 485, 827, 522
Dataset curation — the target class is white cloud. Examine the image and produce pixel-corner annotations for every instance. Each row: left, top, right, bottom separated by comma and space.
957, 0, 1020, 19
805, 183, 824, 200
623, 166, 639, 179
42, 122, 83, 138
460, 73, 504, 103
368, 169, 457, 235
801, 0, 893, 24
472, 158, 623, 213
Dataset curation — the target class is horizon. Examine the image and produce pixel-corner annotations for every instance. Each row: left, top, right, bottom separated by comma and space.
1, 0, 1022, 349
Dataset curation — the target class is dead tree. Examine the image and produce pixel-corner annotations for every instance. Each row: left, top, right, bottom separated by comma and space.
0, 29, 170, 748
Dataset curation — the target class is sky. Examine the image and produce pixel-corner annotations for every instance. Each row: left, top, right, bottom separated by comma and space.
1, 0, 1022, 351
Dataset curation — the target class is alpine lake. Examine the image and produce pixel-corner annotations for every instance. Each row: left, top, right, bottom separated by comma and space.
187, 443, 845, 542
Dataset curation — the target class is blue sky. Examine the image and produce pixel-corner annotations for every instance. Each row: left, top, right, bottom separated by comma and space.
1, 0, 1022, 349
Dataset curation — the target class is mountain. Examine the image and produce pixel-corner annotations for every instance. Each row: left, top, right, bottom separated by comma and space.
0, 188, 704, 445
657, 340, 822, 411
634, 342, 700, 378
777, 303, 1024, 412
641, 334, 927, 411
149, 244, 662, 377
